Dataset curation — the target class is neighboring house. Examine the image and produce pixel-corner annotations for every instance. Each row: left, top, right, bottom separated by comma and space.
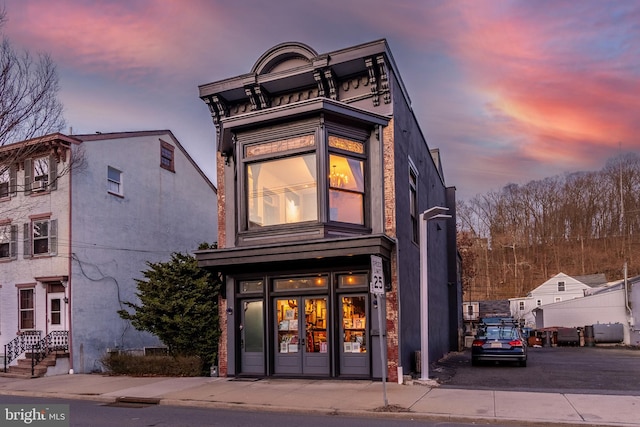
0, 130, 217, 374
509, 273, 607, 328
533, 275, 640, 346
462, 300, 510, 344
195, 40, 460, 382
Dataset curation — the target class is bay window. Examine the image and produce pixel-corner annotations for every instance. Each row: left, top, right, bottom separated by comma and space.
240, 123, 369, 234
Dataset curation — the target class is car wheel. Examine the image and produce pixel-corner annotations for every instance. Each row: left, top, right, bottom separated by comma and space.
471, 358, 480, 367
519, 360, 527, 367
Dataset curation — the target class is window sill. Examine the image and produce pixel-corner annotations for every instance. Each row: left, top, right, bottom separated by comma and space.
108, 191, 124, 199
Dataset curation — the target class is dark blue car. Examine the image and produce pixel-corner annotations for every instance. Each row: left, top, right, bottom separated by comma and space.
472, 325, 527, 367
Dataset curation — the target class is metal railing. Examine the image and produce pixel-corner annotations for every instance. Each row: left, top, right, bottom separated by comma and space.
4, 331, 41, 372
31, 331, 69, 376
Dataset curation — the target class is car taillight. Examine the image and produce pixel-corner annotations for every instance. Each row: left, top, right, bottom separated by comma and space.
472, 340, 485, 347
509, 339, 523, 347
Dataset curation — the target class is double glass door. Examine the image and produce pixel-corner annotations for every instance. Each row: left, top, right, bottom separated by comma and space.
274, 296, 329, 375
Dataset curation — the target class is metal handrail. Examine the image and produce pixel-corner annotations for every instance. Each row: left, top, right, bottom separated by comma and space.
31, 331, 69, 376
3, 331, 41, 372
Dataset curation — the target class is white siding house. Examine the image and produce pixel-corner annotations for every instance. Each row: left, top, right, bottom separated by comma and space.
533, 275, 640, 346
509, 273, 605, 328
0, 131, 217, 374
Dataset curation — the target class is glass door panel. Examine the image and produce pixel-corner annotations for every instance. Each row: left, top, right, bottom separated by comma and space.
274, 298, 301, 374
240, 300, 264, 374
340, 294, 369, 376
302, 297, 329, 375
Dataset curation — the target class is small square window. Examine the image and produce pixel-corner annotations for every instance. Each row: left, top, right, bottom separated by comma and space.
108, 166, 122, 195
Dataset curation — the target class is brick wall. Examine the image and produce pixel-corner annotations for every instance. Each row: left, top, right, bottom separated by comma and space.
217, 151, 228, 376
382, 119, 399, 382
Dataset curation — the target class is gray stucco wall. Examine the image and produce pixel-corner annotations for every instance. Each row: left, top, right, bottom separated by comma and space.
70, 133, 218, 372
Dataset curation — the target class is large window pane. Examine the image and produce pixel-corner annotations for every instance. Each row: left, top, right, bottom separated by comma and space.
247, 154, 317, 228
329, 154, 364, 225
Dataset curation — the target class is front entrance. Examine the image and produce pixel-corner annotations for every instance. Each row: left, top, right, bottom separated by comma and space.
47, 292, 65, 333
240, 299, 264, 374
274, 296, 329, 375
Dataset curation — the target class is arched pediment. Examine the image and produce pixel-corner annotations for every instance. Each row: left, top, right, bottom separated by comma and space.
251, 42, 318, 75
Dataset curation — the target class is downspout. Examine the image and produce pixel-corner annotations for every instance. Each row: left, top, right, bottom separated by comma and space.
67, 148, 74, 374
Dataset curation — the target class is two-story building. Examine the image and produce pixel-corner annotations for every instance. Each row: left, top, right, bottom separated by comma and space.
0, 130, 217, 374
509, 272, 607, 328
195, 40, 460, 382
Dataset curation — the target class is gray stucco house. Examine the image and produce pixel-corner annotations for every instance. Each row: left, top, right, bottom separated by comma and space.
1, 130, 218, 374
196, 40, 461, 382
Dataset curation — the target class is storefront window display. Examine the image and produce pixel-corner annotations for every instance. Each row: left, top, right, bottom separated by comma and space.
342, 296, 367, 353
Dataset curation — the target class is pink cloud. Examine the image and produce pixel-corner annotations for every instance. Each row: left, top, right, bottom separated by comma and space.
5, 0, 236, 84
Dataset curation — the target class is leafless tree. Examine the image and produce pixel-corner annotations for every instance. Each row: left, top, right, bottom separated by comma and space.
0, 8, 82, 218
0, 8, 65, 147
457, 153, 640, 300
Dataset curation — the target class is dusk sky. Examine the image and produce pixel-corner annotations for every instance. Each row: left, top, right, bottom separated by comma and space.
2, 0, 638, 200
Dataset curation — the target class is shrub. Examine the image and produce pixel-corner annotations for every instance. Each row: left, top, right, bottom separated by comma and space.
101, 353, 203, 377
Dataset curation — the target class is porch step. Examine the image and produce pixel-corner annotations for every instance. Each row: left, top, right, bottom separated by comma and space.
3, 352, 69, 378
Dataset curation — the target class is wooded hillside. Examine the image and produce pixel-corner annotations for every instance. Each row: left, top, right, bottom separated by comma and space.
457, 152, 640, 301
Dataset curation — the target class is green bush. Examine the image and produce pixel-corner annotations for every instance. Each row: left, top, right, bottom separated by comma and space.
101, 353, 204, 377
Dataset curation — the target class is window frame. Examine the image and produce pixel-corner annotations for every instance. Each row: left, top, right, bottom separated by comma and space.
160, 139, 175, 172
409, 160, 419, 244
0, 167, 10, 198
519, 301, 525, 311
18, 287, 35, 330
327, 134, 367, 226
558, 281, 565, 292
23, 216, 57, 258
24, 155, 57, 194
236, 119, 372, 239
107, 166, 123, 196
242, 132, 319, 231
0, 223, 18, 260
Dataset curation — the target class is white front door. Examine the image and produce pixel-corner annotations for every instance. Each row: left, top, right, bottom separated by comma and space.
47, 292, 66, 333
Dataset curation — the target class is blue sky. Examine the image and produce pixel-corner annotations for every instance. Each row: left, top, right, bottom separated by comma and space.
3, 0, 639, 200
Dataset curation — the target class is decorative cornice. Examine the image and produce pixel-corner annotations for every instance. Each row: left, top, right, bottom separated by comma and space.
376, 55, 391, 104
365, 57, 379, 107
323, 69, 337, 100
203, 95, 228, 127
244, 84, 270, 111
313, 70, 326, 98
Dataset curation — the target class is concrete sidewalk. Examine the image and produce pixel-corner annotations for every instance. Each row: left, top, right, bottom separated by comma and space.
0, 374, 638, 426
